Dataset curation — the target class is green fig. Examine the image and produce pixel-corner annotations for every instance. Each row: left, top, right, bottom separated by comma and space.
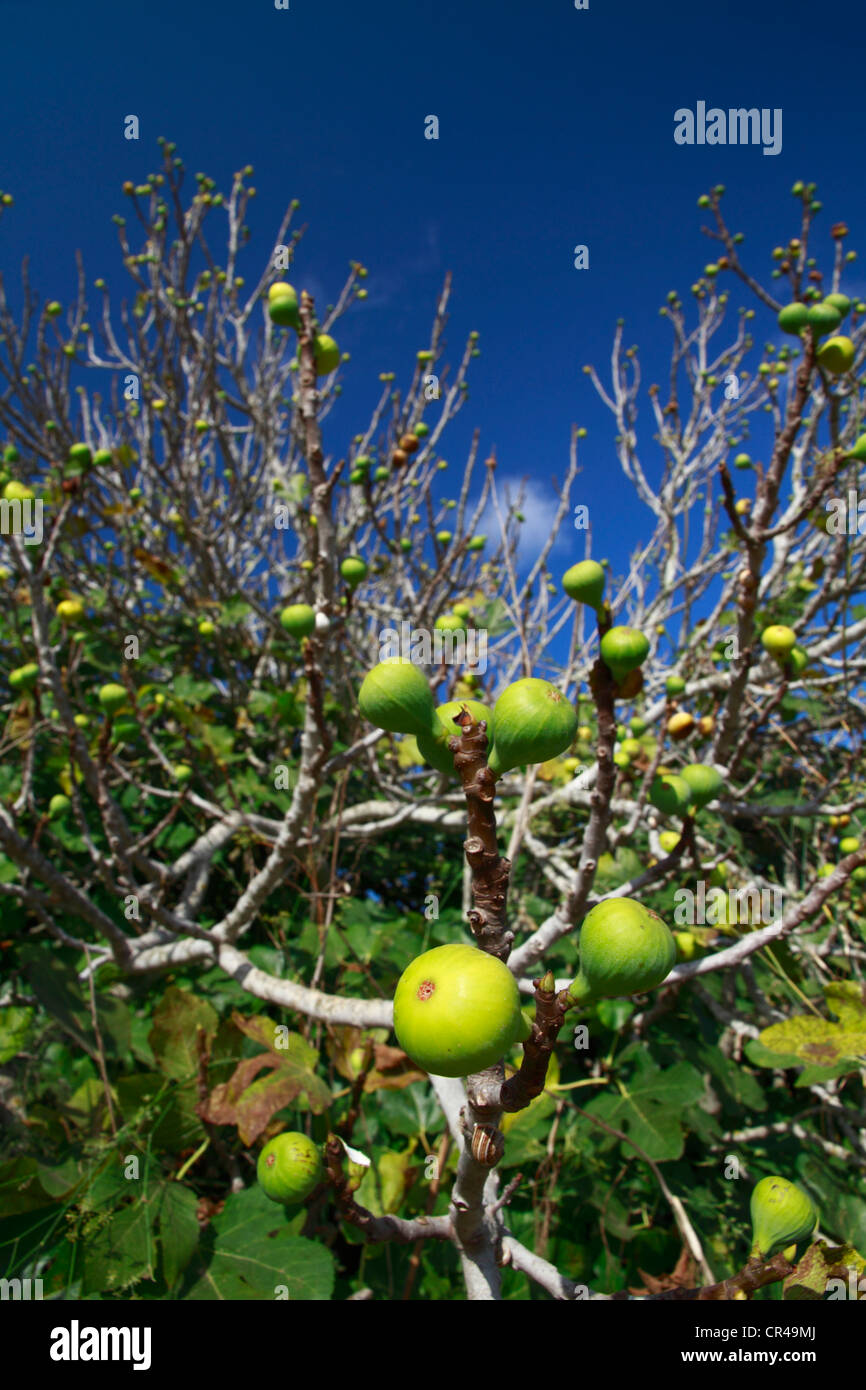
679, 763, 724, 808
568, 898, 677, 1005
733, 452, 752, 469
97, 682, 129, 715
788, 645, 809, 676
68, 442, 92, 469
487, 678, 578, 778
749, 1176, 817, 1260
313, 334, 340, 375
665, 675, 686, 697
267, 282, 301, 329
434, 612, 465, 633
358, 659, 438, 739
600, 627, 650, 685
279, 603, 316, 638
761, 625, 796, 662
48, 793, 71, 820
393, 943, 524, 1077
816, 335, 855, 374
777, 302, 809, 334
562, 560, 606, 611
257, 1131, 323, 1206
9, 662, 39, 691
649, 773, 694, 816
807, 302, 842, 337
823, 292, 851, 319
340, 555, 367, 587
416, 699, 494, 775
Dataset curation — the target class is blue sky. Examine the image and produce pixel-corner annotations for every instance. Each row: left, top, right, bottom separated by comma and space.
1, 0, 864, 594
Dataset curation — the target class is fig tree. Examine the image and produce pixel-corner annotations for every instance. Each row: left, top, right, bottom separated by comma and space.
749, 1175, 817, 1260
562, 560, 606, 611
487, 678, 578, 777
257, 1131, 323, 1205
393, 943, 524, 1077
358, 659, 438, 739
568, 898, 677, 1004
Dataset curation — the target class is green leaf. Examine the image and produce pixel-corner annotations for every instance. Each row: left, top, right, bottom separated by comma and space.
182, 1183, 334, 1300
154, 1182, 201, 1289
0, 1006, 35, 1063
582, 1053, 704, 1161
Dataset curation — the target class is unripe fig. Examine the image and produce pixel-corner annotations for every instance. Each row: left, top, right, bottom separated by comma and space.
807, 302, 841, 336
600, 627, 650, 685
761, 624, 796, 662
9, 662, 39, 691
56, 598, 85, 623
173, 763, 193, 784
562, 560, 606, 611
620, 737, 642, 760
257, 1131, 323, 1206
733, 452, 753, 469
279, 603, 316, 638
816, 335, 855, 374
777, 302, 809, 334
679, 763, 724, 808
788, 646, 809, 676
658, 830, 681, 853
487, 678, 578, 778
313, 334, 340, 375
393, 943, 524, 1077
434, 612, 464, 633
839, 836, 860, 854
667, 711, 695, 741
340, 555, 367, 587
568, 898, 677, 1004
823, 292, 851, 319
68, 443, 92, 469
358, 659, 438, 739
48, 793, 71, 820
416, 699, 494, 775
649, 773, 694, 816
267, 282, 301, 329
749, 1175, 817, 1260
97, 682, 129, 715
675, 931, 697, 960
